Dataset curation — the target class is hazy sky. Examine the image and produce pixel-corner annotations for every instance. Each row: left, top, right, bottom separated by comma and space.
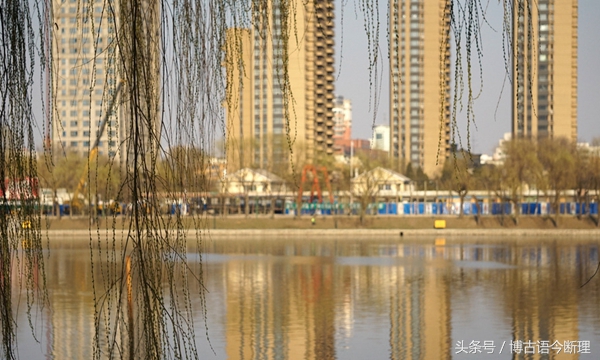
334, 0, 600, 154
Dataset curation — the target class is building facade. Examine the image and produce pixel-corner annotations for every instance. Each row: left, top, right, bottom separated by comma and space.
389, 0, 451, 177
371, 125, 390, 152
332, 96, 352, 154
224, 0, 335, 172
51, 0, 121, 159
512, 0, 578, 142
51, 0, 160, 165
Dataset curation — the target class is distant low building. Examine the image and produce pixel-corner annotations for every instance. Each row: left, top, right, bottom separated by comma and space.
220, 168, 289, 196
577, 142, 600, 155
351, 167, 414, 199
481, 132, 511, 166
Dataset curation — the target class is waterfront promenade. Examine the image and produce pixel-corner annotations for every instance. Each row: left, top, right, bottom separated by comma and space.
40, 215, 600, 238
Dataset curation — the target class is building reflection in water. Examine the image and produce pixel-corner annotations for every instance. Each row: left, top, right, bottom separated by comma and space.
211, 238, 600, 360
224, 252, 337, 359
12, 237, 600, 359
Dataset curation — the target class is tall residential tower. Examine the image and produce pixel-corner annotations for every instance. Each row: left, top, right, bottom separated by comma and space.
389, 0, 451, 177
512, 0, 578, 141
51, 0, 121, 159
224, 0, 335, 172
51, 0, 161, 165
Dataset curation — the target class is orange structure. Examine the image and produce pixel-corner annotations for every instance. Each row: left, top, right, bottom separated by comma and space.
297, 165, 334, 209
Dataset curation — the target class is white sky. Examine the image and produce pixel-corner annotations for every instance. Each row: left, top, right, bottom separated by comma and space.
334, 0, 600, 154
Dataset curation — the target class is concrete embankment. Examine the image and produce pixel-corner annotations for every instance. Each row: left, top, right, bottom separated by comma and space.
43, 228, 600, 238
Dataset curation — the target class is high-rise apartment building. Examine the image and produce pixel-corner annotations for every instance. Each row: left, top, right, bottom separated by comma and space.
51, 0, 121, 159
51, 0, 160, 168
389, 0, 451, 177
512, 0, 578, 141
224, 1, 335, 172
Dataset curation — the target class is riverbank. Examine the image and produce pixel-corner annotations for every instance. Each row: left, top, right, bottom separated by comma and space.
39, 215, 600, 237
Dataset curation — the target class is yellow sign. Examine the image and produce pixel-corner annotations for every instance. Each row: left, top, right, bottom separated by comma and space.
434, 219, 446, 229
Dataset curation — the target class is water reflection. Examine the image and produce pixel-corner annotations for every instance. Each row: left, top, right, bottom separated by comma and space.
13, 237, 600, 359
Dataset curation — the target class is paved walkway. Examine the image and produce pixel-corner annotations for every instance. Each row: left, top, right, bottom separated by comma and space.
43, 228, 600, 238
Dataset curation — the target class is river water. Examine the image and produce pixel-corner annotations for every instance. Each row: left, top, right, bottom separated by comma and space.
12, 235, 600, 359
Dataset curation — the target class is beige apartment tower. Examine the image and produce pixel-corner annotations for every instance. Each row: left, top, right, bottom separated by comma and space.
389, 0, 451, 177
51, 0, 160, 164
512, 0, 578, 141
51, 0, 121, 159
224, 0, 335, 172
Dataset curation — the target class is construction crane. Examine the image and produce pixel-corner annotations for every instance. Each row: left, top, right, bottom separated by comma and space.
297, 165, 334, 214
70, 80, 124, 213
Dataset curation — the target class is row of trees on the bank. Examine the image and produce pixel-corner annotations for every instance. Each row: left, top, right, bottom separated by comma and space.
36, 137, 600, 222
440, 138, 600, 224
36, 146, 213, 216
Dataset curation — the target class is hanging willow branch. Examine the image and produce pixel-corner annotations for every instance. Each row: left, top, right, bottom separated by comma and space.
1, 0, 541, 359
0, 0, 49, 358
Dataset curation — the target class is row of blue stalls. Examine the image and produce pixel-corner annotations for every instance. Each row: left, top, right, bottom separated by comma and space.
285, 201, 600, 216
46, 201, 599, 217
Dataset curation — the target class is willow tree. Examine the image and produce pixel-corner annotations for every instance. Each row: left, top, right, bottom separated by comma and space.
1, 0, 540, 359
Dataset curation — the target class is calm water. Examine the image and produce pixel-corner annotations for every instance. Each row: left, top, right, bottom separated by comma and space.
12, 236, 600, 359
